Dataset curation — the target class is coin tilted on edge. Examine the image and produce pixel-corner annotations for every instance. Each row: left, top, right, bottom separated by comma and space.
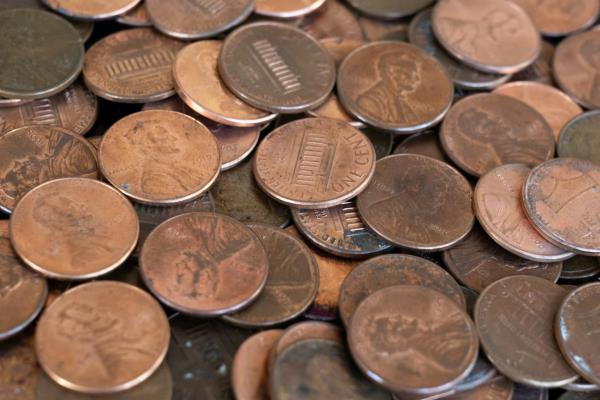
558, 111, 600, 164
41, 0, 141, 20
560, 255, 600, 281
255, 0, 327, 18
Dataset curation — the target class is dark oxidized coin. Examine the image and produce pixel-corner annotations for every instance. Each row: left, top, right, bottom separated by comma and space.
461, 286, 478, 318
511, 384, 548, 400
558, 392, 600, 400
449, 376, 513, 400
393, 129, 450, 163
558, 111, 600, 164
347, 0, 433, 19
560, 255, 600, 281
364, 128, 394, 160
298, 0, 364, 41
0, 336, 38, 398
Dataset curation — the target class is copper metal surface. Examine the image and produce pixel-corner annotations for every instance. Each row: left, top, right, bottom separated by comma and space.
558, 111, 600, 164
255, 0, 326, 18
41, 0, 141, 20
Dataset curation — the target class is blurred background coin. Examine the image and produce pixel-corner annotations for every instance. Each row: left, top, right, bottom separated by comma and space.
560, 255, 600, 281
557, 111, 600, 164
299, 0, 364, 41
394, 129, 450, 163
117, 1, 151, 27
347, 0, 434, 19
254, 0, 327, 19
41, 0, 141, 20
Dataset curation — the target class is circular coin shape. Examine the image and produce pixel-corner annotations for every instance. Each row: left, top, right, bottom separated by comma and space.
558, 111, 600, 164
475, 276, 578, 387
562, 379, 600, 393
116, 2, 151, 27
441, 94, 555, 177
338, 41, 453, 133
99, 110, 221, 205
349, 285, 479, 395
10, 178, 139, 280
140, 212, 269, 316
561, 255, 600, 281
357, 154, 474, 251
35, 281, 170, 394
432, 0, 540, 74
41, 0, 140, 20
219, 22, 336, 114
254, 118, 376, 208
255, 0, 326, 18
0, 9, 84, 99
347, 0, 433, 19
83, 28, 184, 103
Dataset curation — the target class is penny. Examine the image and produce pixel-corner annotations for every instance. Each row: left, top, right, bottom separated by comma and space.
512, 384, 549, 400
475, 276, 578, 387
394, 129, 449, 163
0, 97, 32, 108
0, 221, 47, 341
454, 354, 497, 393
36, 281, 169, 394
0, 336, 38, 399
563, 379, 600, 393
443, 226, 562, 293
432, 0, 540, 74
514, 41, 555, 86
339, 254, 466, 327
523, 158, 600, 256
0, 9, 84, 99
299, 0, 364, 41
338, 41, 453, 134
255, 0, 326, 18
348, 0, 433, 19
560, 255, 600, 281
140, 212, 269, 316
254, 118, 376, 208
320, 37, 365, 66
41, 0, 140, 20
349, 285, 478, 395
87, 136, 102, 150
0, 125, 98, 213
223, 225, 319, 328
441, 94, 554, 177
461, 286, 478, 318
558, 111, 600, 164
357, 154, 474, 251
99, 110, 221, 205
116, 2, 151, 26
358, 16, 409, 42
449, 377, 513, 400
10, 178, 139, 280
83, 28, 184, 103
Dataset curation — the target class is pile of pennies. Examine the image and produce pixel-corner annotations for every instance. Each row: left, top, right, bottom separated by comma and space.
1, 0, 600, 399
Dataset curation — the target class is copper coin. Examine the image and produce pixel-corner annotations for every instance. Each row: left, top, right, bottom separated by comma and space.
0, 97, 32, 108
0, 336, 38, 398
140, 212, 269, 316
440, 93, 554, 177
320, 37, 366, 66
513, 41, 555, 86
443, 226, 562, 293
299, 0, 364, 41
474, 164, 573, 262
41, 0, 140, 20
558, 111, 600, 164
99, 110, 221, 205
0, 125, 98, 213
255, 0, 326, 18
523, 158, 600, 256
0, 221, 47, 341
562, 379, 600, 393
348, 0, 433, 19
357, 154, 474, 251
116, 2, 151, 27
561, 255, 600, 281
364, 128, 394, 160
339, 254, 466, 327
432, 0, 540, 74
349, 285, 479, 395
83, 28, 184, 103
357, 16, 409, 42
36, 281, 169, 394
10, 178, 139, 280
254, 118, 376, 208
223, 225, 319, 328
338, 41, 453, 134
511, 384, 549, 400
87, 135, 102, 150
393, 129, 450, 163
475, 276, 578, 387
0, 81, 97, 137
449, 377, 513, 400
454, 353, 497, 393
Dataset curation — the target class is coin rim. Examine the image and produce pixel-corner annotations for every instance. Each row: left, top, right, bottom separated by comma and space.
40, 0, 142, 20
347, 0, 435, 20
254, 0, 327, 19
557, 110, 600, 160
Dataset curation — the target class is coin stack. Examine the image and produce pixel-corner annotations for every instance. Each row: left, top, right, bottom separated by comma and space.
0, 0, 599, 399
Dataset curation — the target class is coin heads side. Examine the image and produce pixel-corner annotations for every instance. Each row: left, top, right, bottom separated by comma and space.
558, 111, 600, 164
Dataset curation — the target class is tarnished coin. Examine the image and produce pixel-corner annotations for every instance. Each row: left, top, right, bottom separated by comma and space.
449, 377, 513, 400
432, 0, 540, 74
394, 129, 449, 163
347, 0, 433, 19
338, 41, 453, 133
443, 226, 562, 293
558, 111, 600, 164
223, 225, 319, 328
512, 384, 549, 400
116, 2, 151, 26
513, 41, 555, 86
83, 28, 184, 103
349, 285, 478, 395
41, 0, 140, 20
140, 212, 269, 316
561, 255, 600, 281
0, 9, 84, 100
524, 158, 600, 255
357, 154, 474, 251
0, 336, 38, 398
475, 276, 578, 387
254, 118, 376, 208
36, 281, 169, 394
255, 0, 326, 18
99, 110, 221, 205
10, 178, 139, 280
454, 354, 497, 393
0, 125, 98, 213
441, 94, 554, 177
299, 0, 364, 40
364, 128, 394, 160
339, 254, 466, 327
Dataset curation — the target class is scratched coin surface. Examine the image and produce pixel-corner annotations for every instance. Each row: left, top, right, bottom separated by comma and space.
347, 0, 433, 19
99, 110, 221, 205
450, 376, 513, 400
35, 281, 170, 394
357, 154, 474, 251
441, 94, 554, 177
254, 118, 376, 208
140, 212, 269, 316
339, 254, 466, 327
41, 0, 140, 19
338, 41, 453, 133
116, 2, 151, 26
475, 276, 578, 387
560, 255, 600, 281
10, 178, 139, 280
349, 285, 478, 395
299, 0, 364, 41
219, 22, 336, 114
83, 28, 184, 103
394, 129, 449, 163
255, 0, 326, 18
0, 125, 98, 213
558, 111, 600, 164
0, 336, 38, 399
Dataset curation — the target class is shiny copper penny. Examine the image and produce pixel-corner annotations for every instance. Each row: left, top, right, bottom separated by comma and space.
561, 255, 600, 281
558, 111, 600, 164
475, 276, 578, 387
99, 110, 221, 205
338, 41, 453, 133
449, 376, 513, 400
514, 41, 555, 86
36, 281, 169, 394
0, 336, 38, 398
0, 125, 98, 213
349, 285, 479, 395
140, 212, 269, 316
357, 154, 474, 251
254, 118, 376, 208
41, 0, 141, 20
83, 28, 184, 103
339, 254, 466, 327
299, 0, 364, 40
393, 129, 450, 163
255, 0, 326, 18
475, 164, 572, 262
348, 0, 433, 19
116, 2, 151, 26
440, 94, 554, 177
